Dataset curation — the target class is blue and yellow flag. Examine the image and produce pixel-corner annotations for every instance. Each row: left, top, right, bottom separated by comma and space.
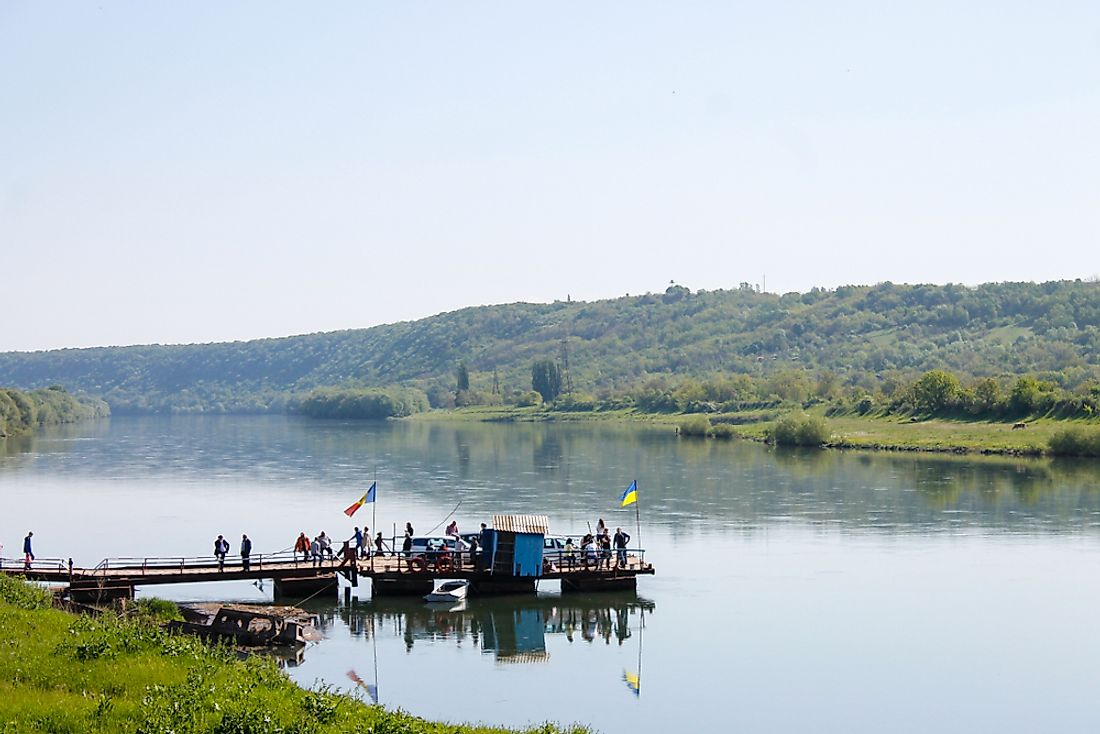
619, 480, 638, 507
622, 669, 640, 697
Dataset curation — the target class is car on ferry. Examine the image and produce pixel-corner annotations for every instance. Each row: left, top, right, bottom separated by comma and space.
408, 536, 457, 560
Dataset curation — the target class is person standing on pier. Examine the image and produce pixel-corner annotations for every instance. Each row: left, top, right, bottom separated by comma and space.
318, 531, 333, 561
294, 532, 309, 562
613, 527, 631, 568
310, 536, 322, 567
374, 531, 386, 557
213, 535, 229, 571
240, 534, 252, 571
352, 526, 364, 558
402, 529, 412, 557
22, 531, 34, 570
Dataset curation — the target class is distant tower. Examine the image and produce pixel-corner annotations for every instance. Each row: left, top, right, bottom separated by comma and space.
492, 368, 500, 395
559, 338, 574, 394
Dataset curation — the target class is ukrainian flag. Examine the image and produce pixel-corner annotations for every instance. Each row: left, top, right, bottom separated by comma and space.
619, 480, 638, 507
622, 669, 640, 696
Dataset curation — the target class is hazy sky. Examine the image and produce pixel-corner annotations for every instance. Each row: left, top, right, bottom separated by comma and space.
2, 2, 1097, 352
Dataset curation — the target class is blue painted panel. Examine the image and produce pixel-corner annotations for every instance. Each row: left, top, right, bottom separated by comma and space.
512, 533, 544, 577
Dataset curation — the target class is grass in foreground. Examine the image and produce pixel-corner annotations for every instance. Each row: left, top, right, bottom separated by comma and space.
0, 576, 588, 734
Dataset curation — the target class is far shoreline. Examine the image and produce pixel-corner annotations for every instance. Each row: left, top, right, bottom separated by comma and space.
404, 405, 1094, 459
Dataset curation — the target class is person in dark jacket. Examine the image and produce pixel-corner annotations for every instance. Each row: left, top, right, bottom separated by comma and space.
214, 535, 229, 571
240, 534, 252, 571
23, 531, 34, 570
613, 528, 631, 568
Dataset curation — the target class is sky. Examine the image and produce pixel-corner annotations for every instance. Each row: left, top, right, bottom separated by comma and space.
1, 1, 1097, 353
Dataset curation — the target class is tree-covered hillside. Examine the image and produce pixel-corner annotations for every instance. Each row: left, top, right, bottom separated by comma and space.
0, 386, 110, 436
1, 281, 1098, 414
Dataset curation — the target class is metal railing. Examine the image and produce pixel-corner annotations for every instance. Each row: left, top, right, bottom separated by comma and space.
541, 547, 646, 572
0, 556, 71, 573
87, 550, 342, 577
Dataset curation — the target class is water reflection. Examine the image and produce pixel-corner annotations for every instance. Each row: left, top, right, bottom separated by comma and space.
6, 416, 1100, 537
317, 592, 653, 663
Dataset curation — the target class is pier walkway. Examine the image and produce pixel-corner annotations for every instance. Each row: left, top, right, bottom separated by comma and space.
0, 549, 654, 602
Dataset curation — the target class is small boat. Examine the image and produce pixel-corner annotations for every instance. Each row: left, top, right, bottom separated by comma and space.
424, 580, 468, 603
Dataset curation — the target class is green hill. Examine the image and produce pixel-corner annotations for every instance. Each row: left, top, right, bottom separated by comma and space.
1, 280, 1099, 414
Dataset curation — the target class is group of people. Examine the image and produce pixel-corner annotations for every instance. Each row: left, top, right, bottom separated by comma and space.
207, 517, 629, 573
563, 519, 631, 570
348, 526, 389, 560
292, 531, 334, 566
212, 533, 252, 571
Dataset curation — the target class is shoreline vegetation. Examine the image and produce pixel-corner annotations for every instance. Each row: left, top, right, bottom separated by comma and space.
0, 575, 586, 734
0, 385, 109, 439
405, 403, 1100, 459
4, 280, 1100, 458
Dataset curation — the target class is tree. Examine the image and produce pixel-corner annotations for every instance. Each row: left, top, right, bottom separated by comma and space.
531, 359, 563, 403
971, 377, 1002, 415
911, 370, 961, 413
455, 363, 470, 393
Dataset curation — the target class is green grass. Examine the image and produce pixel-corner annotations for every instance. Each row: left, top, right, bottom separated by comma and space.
0, 576, 589, 734
737, 410, 1068, 454
407, 404, 1100, 457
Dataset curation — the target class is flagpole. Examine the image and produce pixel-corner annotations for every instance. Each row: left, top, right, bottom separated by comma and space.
634, 479, 641, 565
371, 470, 377, 572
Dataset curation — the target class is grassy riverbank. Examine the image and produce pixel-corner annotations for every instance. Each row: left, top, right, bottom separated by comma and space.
0, 576, 586, 734
409, 405, 1099, 457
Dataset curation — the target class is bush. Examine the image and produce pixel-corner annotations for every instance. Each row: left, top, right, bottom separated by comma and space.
678, 415, 711, 437
0, 574, 52, 610
133, 597, 183, 622
1048, 426, 1100, 457
709, 423, 737, 439
553, 392, 597, 411
515, 391, 543, 407
769, 413, 831, 446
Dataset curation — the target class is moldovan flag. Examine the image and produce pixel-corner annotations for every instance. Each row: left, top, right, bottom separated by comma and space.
346, 669, 379, 704
619, 480, 638, 507
344, 482, 377, 517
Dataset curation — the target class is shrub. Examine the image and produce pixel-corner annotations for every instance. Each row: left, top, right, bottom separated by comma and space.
709, 423, 736, 439
0, 574, 52, 610
515, 391, 543, 407
133, 597, 183, 622
1048, 426, 1100, 457
553, 392, 598, 412
678, 415, 711, 437
769, 413, 831, 446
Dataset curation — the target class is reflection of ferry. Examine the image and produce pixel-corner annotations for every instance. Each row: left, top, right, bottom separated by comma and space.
328, 592, 654, 663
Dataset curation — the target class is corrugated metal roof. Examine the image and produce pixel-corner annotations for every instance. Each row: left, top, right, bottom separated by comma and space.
495, 652, 550, 664
492, 514, 550, 535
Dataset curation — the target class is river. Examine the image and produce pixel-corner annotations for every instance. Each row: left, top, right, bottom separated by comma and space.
3, 415, 1100, 732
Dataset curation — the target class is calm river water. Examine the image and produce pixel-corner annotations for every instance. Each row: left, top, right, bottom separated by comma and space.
4, 415, 1100, 732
